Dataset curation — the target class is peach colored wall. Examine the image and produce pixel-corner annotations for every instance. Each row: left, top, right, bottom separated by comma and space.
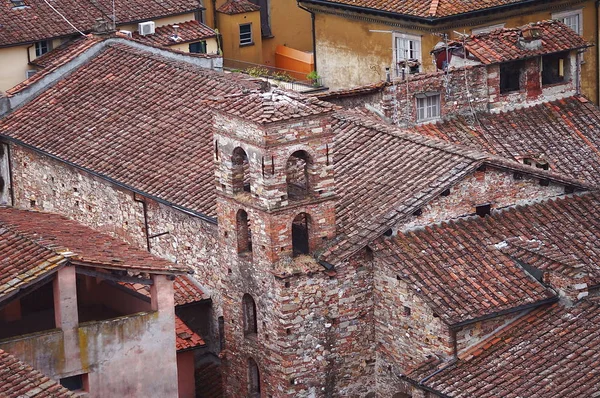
177, 350, 196, 398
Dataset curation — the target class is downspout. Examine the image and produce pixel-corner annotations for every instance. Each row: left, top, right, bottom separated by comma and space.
26, 45, 33, 64
595, 0, 600, 104
298, 2, 317, 72
212, 0, 218, 30
133, 192, 151, 252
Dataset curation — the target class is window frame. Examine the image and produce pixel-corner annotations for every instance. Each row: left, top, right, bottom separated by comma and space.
35, 40, 51, 57
189, 41, 207, 54
415, 92, 441, 122
239, 23, 253, 46
552, 9, 583, 36
392, 32, 422, 76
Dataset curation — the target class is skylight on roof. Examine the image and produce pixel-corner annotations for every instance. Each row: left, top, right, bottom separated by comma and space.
10, 0, 26, 7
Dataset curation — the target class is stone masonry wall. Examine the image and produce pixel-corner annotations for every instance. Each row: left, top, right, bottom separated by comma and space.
8, 143, 225, 352
400, 167, 565, 233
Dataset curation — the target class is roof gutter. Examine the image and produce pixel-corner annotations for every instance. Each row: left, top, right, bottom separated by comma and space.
448, 295, 558, 330
298, 0, 544, 25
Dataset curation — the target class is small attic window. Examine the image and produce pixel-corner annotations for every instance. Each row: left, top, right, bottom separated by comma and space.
475, 204, 491, 218
441, 189, 450, 197
10, 0, 26, 7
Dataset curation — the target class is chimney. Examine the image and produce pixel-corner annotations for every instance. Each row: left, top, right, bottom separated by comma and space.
517, 25, 543, 50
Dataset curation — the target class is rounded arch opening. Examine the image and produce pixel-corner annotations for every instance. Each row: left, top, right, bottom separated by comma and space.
232, 147, 251, 194
292, 212, 311, 257
247, 357, 261, 397
242, 294, 257, 336
286, 150, 312, 200
236, 209, 252, 254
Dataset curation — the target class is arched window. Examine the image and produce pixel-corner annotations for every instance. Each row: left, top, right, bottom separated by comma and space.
248, 358, 261, 397
237, 209, 252, 254
292, 213, 310, 257
286, 150, 311, 200
242, 294, 257, 336
232, 147, 251, 193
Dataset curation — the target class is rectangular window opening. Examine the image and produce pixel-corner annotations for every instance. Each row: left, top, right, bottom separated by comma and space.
542, 52, 568, 86
416, 93, 440, 122
553, 9, 582, 36
499, 61, 523, 94
393, 33, 422, 77
35, 40, 51, 57
189, 41, 207, 54
60, 373, 88, 392
476, 204, 491, 218
239, 24, 253, 46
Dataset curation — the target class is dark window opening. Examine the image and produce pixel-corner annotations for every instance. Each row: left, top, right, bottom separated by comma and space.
565, 185, 575, 194
403, 306, 411, 316
11, 0, 26, 7
292, 213, 310, 256
365, 246, 374, 261
542, 52, 568, 85
413, 208, 423, 217
500, 61, 523, 94
242, 294, 257, 336
539, 179, 550, 187
232, 147, 251, 193
441, 189, 451, 197
384, 229, 393, 237
0, 280, 55, 340
60, 374, 88, 392
189, 41, 207, 54
248, 0, 272, 37
286, 150, 311, 200
248, 358, 261, 397
513, 172, 523, 180
476, 204, 491, 218
536, 161, 549, 171
236, 209, 252, 254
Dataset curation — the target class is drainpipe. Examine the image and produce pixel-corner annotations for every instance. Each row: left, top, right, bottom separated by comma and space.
298, 2, 317, 72
595, 0, 600, 104
212, 0, 218, 30
133, 192, 151, 252
26, 45, 33, 64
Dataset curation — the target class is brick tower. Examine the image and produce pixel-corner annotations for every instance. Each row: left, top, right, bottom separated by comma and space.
212, 90, 337, 397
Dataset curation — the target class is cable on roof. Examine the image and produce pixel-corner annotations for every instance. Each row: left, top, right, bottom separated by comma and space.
41, 0, 86, 37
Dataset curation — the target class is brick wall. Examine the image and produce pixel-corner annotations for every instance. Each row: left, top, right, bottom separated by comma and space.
400, 167, 565, 233
382, 66, 489, 126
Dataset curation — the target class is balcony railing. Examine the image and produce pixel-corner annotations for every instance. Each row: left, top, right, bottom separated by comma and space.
222, 58, 324, 93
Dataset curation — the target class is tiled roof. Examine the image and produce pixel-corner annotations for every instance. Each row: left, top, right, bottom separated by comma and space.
319, 113, 583, 264
132, 20, 216, 47
0, 349, 76, 397
0, 207, 190, 286
122, 275, 210, 306
0, 41, 262, 218
0, 0, 201, 47
452, 21, 590, 65
217, 0, 260, 15
375, 192, 600, 325
300, 0, 534, 18
210, 90, 336, 124
415, 96, 600, 186
314, 82, 387, 101
175, 316, 206, 351
406, 300, 600, 397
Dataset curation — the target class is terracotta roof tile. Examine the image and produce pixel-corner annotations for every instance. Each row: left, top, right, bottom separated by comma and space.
415, 96, 600, 186
132, 20, 216, 47
407, 300, 600, 397
375, 192, 600, 325
450, 21, 590, 65
301, 0, 532, 18
0, 349, 76, 397
217, 0, 260, 15
211, 89, 336, 124
175, 316, 206, 351
0, 207, 190, 293
0, 0, 201, 47
0, 41, 262, 217
121, 275, 210, 306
